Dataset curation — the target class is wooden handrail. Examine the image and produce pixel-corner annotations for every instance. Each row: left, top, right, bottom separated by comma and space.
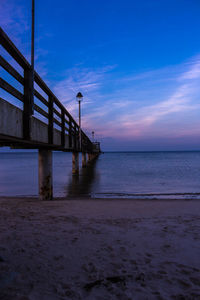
0, 27, 29, 68
0, 78, 24, 102
34, 90, 49, 107
0, 55, 24, 84
0, 27, 94, 151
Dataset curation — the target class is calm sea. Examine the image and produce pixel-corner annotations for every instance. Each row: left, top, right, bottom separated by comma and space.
0, 151, 199, 199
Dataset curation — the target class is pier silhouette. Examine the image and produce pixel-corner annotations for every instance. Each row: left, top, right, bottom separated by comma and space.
0, 27, 101, 200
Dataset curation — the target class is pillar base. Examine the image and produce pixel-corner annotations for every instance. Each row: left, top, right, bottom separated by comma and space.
38, 150, 53, 200
87, 153, 98, 162
72, 152, 79, 175
82, 152, 87, 168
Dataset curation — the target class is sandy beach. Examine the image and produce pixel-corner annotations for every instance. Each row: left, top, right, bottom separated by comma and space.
0, 198, 200, 300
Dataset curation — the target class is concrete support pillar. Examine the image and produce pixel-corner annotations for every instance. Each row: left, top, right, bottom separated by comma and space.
87, 153, 92, 162
82, 152, 87, 168
72, 152, 79, 175
38, 150, 53, 200
88, 153, 97, 162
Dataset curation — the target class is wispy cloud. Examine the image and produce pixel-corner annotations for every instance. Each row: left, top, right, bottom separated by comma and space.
52, 66, 115, 116
0, 0, 51, 73
1, 0, 200, 148
51, 55, 200, 142
0, 0, 29, 44
179, 55, 200, 80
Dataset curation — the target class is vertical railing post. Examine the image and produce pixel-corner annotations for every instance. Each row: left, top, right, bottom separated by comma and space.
61, 110, 65, 147
48, 95, 53, 144
23, 66, 33, 140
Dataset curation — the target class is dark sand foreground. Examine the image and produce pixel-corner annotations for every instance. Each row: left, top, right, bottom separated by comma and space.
0, 198, 200, 300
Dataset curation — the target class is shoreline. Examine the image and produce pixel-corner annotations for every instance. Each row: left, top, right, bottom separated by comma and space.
0, 195, 200, 201
0, 198, 200, 299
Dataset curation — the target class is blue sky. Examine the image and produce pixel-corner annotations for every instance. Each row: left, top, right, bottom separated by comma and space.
1, 0, 200, 150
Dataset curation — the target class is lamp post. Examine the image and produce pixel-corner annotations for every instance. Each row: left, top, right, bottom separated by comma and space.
76, 92, 83, 150
31, 0, 35, 115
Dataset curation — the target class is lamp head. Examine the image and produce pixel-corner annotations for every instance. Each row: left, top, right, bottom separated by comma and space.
76, 92, 83, 102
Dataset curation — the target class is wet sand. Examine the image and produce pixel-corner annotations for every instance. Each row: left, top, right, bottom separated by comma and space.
0, 198, 200, 299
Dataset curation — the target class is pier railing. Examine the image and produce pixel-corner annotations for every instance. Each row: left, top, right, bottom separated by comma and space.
92, 142, 101, 152
0, 27, 93, 152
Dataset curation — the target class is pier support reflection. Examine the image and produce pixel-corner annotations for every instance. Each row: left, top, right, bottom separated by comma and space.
66, 157, 99, 198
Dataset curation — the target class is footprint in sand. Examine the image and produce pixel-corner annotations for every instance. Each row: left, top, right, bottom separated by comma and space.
190, 277, 200, 286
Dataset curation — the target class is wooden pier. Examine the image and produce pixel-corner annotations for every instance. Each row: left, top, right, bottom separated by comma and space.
0, 27, 101, 200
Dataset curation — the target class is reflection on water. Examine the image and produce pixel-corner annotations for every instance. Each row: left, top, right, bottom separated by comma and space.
66, 158, 99, 198
1, 151, 200, 199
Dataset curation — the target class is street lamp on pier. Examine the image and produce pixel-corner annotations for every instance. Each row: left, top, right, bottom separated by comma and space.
31, 0, 35, 115
76, 92, 83, 150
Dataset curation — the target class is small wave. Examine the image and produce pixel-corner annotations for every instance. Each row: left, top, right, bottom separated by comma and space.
92, 192, 200, 200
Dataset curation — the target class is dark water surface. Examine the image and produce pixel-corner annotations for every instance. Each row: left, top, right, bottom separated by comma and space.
0, 151, 199, 199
